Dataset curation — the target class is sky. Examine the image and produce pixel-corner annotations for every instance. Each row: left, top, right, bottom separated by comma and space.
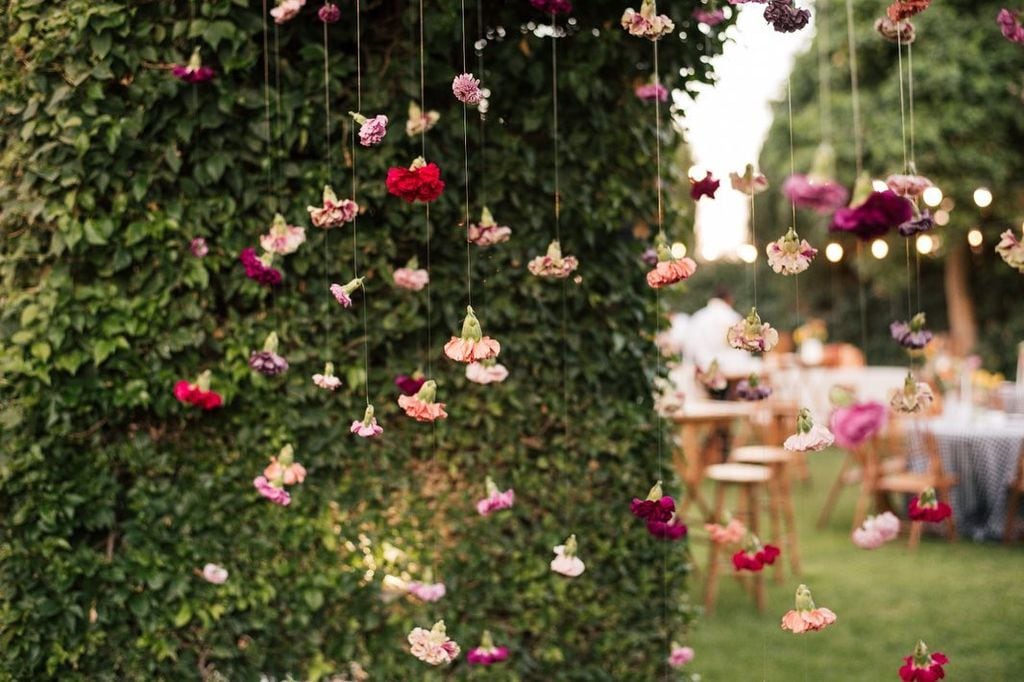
678, 5, 816, 262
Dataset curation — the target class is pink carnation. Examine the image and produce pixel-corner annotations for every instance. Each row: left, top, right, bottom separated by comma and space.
394, 267, 430, 291
270, 0, 305, 24
693, 8, 725, 25
253, 476, 291, 506
477, 485, 515, 516
407, 581, 446, 602
999, 8, 1024, 43
634, 83, 669, 102
357, 114, 388, 147
830, 401, 887, 449
668, 645, 695, 668
466, 361, 509, 384
452, 73, 483, 105
202, 563, 228, 584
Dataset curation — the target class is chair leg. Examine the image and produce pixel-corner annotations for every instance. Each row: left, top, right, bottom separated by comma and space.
780, 466, 801, 576
703, 483, 728, 615
937, 486, 957, 542
745, 484, 766, 613
852, 480, 873, 533
766, 474, 784, 585
817, 454, 850, 530
1004, 488, 1022, 544
908, 520, 923, 551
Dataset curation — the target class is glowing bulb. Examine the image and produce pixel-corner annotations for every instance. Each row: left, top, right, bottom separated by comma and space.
737, 243, 758, 263
688, 164, 706, 180
916, 234, 934, 254
872, 179, 888, 192
825, 242, 844, 262
973, 187, 992, 208
922, 187, 943, 207
934, 210, 950, 226
871, 239, 889, 259
967, 229, 983, 247
670, 242, 687, 259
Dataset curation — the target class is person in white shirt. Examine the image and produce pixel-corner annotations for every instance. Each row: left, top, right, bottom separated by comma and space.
684, 286, 762, 379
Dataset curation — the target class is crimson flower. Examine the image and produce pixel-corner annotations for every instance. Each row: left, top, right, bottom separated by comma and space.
530, 0, 572, 14
395, 373, 426, 396
689, 171, 720, 200
239, 248, 282, 287
630, 481, 675, 522
174, 371, 223, 410
899, 640, 949, 682
647, 517, 687, 540
386, 158, 445, 203
732, 544, 780, 572
830, 190, 913, 241
908, 489, 951, 523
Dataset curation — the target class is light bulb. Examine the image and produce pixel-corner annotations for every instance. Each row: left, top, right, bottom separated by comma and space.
871, 239, 889, 259
737, 243, 758, 263
670, 242, 687, 259
967, 229, 983, 247
916, 234, 934, 254
825, 242, 844, 262
973, 187, 992, 208
922, 187, 943, 207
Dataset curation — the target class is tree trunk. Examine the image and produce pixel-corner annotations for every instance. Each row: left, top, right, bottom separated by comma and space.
945, 242, 977, 355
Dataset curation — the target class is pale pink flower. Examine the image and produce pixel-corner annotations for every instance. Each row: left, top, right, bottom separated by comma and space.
705, 517, 747, 544
270, 0, 306, 24
621, 0, 676, 40
394, 266, 430, 291
407, 581, 446, 602
766, 226, 817, 275
202, 563, 228, 584
350, 404, 383, 438
889, 372, 934, 414
466, 361, 509, 384
477, 477, 515, 515
351, 112, 388, 147
330, 277, 363, 307
780, 584, 837, 634
452, 73, 484, 105
467, 207, 511, 246
634, 82, 669, 102
313, 362, 342, 390
852, 512, 901, 549
444, 306, 501, 363
550, 535, 585, 577
885, 173, 933, 199
997, 228, 1024, 273
727, 307, 779, 352
668, 645, 695, 668
308, 185, 358, 228
260, 213, 306, 255
784, 408, 835, 452
253, 476, 291, 506
730, 164, 769, 195
408, 620, 460, 666
263, 445, 306, 486
528, 240, 579, 279
406, 101, 440, 136
872, 511, 901, 541
693, 8, 725, 25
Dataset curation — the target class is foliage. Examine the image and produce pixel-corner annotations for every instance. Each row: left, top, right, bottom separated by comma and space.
0, 0, 730, 678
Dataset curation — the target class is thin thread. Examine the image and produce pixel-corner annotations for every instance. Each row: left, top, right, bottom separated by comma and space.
908, 42, 916, 167
787, 77, 797, 229
844, 0, 864, 176
261, 0, 272, 193
905, 240, 913, 320
460, 0, 473, 306
551, 13, 561, 239
896, 34, 908, 173
653, 41, 664, 238
273, 24, 282, 197
351, 0, 369, 405
419, 0, 432, 380
857, 241, 868, 361
322, 21, 332, 352
816, 0, 832, 143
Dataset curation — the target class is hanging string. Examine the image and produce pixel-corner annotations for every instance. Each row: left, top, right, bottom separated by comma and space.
419, 0, 433, 381
787, 77, 800, 327
322, 18, 333, 356
552, 14, 561, 241
908, 42, 922, 312
476, 0, 490, 309
896, 34, 909, 174
351, 0, 370, 405
460, 0, 473, 305
844, 0, 863, 177
261, 0, 273, 195
816, 0, 832, 144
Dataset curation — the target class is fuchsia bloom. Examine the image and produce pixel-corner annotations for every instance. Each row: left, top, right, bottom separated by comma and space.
395, 373, 427, 396
350, 112, 388, 147
393, 264, 430, 291
202, 563, 228, 584
727, 307, 779, 352
780, 584, 837, 633
253, 476, 291, 506
689, 171, 720, 200
900, 640, 949, 681
452, 73, 484, 105
730, 164, 769, 195
890, 372, 934, 414
263, 444, 306, 486
249, 332, 289, 376
530, 0, 573, 14
635, 82, 669, 102
668, 645, 695, 668
705, 517, 747, 544
406, 101, 440, 136
908, 487, 952, 523
407, 581, 446, 602
398, 380, 448, 422
270, 0, 306, 24
784, 408, 835, 452
998, 8, 1024, 43
766, 226, 817, 275
259, 213, 306, 255
351, 404, 384, 438
550, 534, 585, 577
190, 237, 208, 257
732, 542, 781, 571
693, 8, 726, 25
174, 371, 223, 410
239, 248, 282, 287
631, 481, 675, 522
852, 511, 901, 549
408, 620, 460, 666
648, 516, 687, 540
477, 477, 516, 515
467, 631, 509, 666
444, 306, 501, 363
172, 48, 215, 83
386, 157, 445, 203
996, 228, 1024, 272
891, 312, 933, 349
467, 207, 511, 246
313, 362, 342, 390
528, 240, 579, 279
308, 185, 358, 228
783, 175, 849, 213
830, 400, 887, 449
621, 0, 676, 40
888, 0, 931, 22
875, 17, 916, 43
466, 360, 509, 384
831, 176, 914, 240
764, 0, 811, 33
318, 2, 341, 22
330, 277, 364, 308
886, 174, 933, 199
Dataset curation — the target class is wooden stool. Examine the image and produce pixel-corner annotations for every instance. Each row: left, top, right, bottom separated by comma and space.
729, 445, 801, 581
703, 463, 772, 615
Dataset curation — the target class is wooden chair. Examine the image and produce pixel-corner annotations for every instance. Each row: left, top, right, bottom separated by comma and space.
1002, 446, 1024, 543
729, 445, 800, 581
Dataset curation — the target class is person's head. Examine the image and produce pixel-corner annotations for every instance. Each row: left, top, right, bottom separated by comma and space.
713, 285, 734, 306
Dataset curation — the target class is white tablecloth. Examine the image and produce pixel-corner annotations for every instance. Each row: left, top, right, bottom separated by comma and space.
772, 366, 907, 416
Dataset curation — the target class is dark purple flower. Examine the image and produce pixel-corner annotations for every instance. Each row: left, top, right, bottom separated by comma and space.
631, 495, 675, 522
641, 247, 659, 267
764, 0, 811, 33
395, 374, 426, 396
830, 190, 913, 241
647, 516, 687, 540
736, 377, 772, 401
240, 247, 282, 287
318, 2, 341, 22
890, 313, 933, 349
782, 174, 849, 213
529, 0, 572, 14
249, 351, 289, 376
690, 171, 720, 200
898, 209, 933, 237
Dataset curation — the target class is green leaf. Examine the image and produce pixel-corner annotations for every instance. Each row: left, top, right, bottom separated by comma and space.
172, 603, 191, 628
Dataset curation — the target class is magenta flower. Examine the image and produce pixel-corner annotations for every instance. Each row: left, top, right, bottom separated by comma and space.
467, 632, 509, 666
998, 8, 1024, 44
190, 237, 208, 258
330, 277, 363, 307
783, 175, 849, 213
647, 515, 687, 540
452, 73, 483, 105
477, 477, 516, 515
635, 82, 669, 102
693, 8, 726, 25
630, 481, 675, 522
764, 0, 811, 33
351, 112, 388, 147
351, 404, 384, 438
172, 48, 215, 83
899, 640, 949, 681
829, 401, 887, 449
318, 2, 341, 22
668, 644, 695, 668
253, 476, 291, 506
689, 171, 720, 200
407, 581, 446, 602
239, 248, 282, 287
890, 312, 933, 349
530, 0, 572, 14
395, 373, 427, 396
831, 190, 913, 241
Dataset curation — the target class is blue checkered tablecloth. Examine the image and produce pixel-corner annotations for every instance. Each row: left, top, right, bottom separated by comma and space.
907, 417, 1024, 540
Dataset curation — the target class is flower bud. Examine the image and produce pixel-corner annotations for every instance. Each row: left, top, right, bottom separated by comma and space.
278, 444, 294, 467
416, 379, 438, 403
646, 480, 664, 501
349, 111, 368, 125
460, 306, 483, 341
262, 331, 280, 353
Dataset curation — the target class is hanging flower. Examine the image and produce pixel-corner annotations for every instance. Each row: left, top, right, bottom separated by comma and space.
351, 404, 384, 438
621, 0, 676, 40
780, 584, 837, 633
830, 401, 887, 449
730, 164, 769, 195
406, 101, 440, 136
263, 444, 306, 486
202, 563, 228, 584
899, 640, 949, 681
330, 277, 364, 308
727, 307, 780, 353
530, 0, 573, 14
852, 511, 901, 549
736, 374, 772, 401
647, 513, 687, 540
890, 312, 933, 349
318, 2, 341, 22
307, 185, 358, 229
766, 226, 817, 275
705, 516, 747, 544
467, 207, 511, 246
190, 237, 208, 258
908, 487, 952, 522
634, 82, 669, 102
652, 377, 686, 418
998, 8, 1024, 44
239, 248, 282, 287
172, 48, 215, 83
696, 359, 728, 392
689, 170, 720, 200
408, 620, 460, 666
631, 481, 675, 522
467, 631, 509, 666
466, 360, 509, 384
732, 535, 781, 572
398, 380, 448, 422
693, 8, 726, 26
395, 372, 426, 396
174, 370, 223, 410
831, 175, 914, 241
668, 644, 695, 668
386, 157, 445, 203
270, 0, 306, 24
313, 362, 342, 390
887, 0, 931, 22
783, 143, 849, 212
444, 306, 501, 363
646, 240, 698, 288
528, 240, 579, 279
996, 228, 1024, 272
350, 112, 388, 147
890, 372, 934, 414
249, 332, 289, 376
259, 213, 306, 255
394, 258, 430, 291
550, 534, 586, 577
898, 208, 933, 237
875, 17, 916, 43
253, 475, 291, 506
764, 0, 811, 33
784, 408, 836, 452
477, 477, 516, 515
407, 581, 446, 602
886, 173, 933, 199
452, 73, 484, 105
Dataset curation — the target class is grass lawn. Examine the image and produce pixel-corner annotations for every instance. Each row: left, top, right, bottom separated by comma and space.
685, 449, 1024, 681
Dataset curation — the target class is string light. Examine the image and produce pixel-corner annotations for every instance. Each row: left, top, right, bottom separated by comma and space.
934, 210, 950, 226
825, 242, 844, 262
967, 229, 983, 247
670, 242, 687, 259
871, 179, 888, 192
922, 186, 942, 207
915, 234, 934, 254
870, 239, 889, 259
736, 243, 757, 263
973, 187, 992, 208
